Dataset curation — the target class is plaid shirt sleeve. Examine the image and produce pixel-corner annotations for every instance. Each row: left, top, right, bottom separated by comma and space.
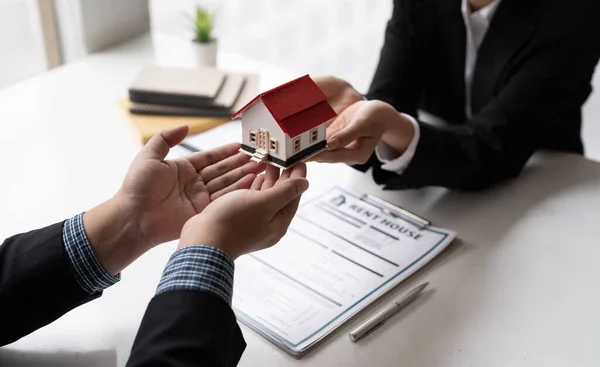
156, 245, 234, 306
63, 213, 120, 294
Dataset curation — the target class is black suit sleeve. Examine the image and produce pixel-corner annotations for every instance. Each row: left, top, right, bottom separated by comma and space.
366, 0, 600, 190
367, 0, 423, 117
127, 290, 246, 367
0, 222, 100, 346
375, 46, 599, 190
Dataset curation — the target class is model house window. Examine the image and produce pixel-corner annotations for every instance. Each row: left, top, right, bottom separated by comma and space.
293, 137, 301, 153
310, 128, 319, 143
270, 139, 278, 153
250, 131, 257, 144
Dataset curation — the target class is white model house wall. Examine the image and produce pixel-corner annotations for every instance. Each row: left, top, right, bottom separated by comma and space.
284, 123, 326, 159
241, 100, 287, 161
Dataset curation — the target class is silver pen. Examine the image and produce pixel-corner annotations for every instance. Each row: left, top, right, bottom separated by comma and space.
349, 282, 429, 342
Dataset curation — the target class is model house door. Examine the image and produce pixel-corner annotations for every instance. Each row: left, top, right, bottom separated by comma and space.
257, 129, 269, 152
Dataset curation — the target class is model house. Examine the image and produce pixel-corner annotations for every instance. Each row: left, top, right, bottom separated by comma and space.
232, 75, 337, 168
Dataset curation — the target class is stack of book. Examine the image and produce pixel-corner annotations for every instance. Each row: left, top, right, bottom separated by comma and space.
121, 65, 258, 143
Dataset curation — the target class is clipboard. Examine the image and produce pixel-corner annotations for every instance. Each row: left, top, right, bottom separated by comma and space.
360, 193, 431, 229
232, 186, 456, 359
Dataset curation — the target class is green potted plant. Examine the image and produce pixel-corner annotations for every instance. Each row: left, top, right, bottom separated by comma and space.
191, 5, 217, 67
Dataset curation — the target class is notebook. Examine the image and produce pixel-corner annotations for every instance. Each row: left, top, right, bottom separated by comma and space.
128, 101, 233, 117
128, 73, 247, 116
121, 74, 259, 143
129, 66, 227, 108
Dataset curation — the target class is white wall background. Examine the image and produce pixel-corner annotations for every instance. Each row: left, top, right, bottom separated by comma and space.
55, 0, 149, 63
149, 0, 391, 93
79, 0, 149, 55
0, 0, 47, 89
0, 0, 149, 88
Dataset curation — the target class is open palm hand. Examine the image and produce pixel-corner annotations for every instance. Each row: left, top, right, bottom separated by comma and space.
117, 126, 264, 247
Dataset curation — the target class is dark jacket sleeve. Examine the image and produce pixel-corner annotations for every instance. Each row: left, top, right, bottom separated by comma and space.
365, 0, 600, 191
0, 222, 100, 346
375, 46, 599, 191
127, 290, 246, 367
367, 0, 422, 118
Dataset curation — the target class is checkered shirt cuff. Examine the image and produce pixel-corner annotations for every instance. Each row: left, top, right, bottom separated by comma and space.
156, 245, 235, 306
63, 213, 120, 294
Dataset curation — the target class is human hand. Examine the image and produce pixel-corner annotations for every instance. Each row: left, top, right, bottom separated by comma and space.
179, 163, 309, 260
83, 125, 264, 274
116, 125, 266, 245
312, 100, 414, 165
313, 75, 363, 114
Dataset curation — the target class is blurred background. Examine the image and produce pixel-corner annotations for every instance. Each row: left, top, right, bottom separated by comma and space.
1, 0, 599, 159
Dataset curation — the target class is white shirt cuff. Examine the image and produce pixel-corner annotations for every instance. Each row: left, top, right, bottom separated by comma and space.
374, 113, 420, 175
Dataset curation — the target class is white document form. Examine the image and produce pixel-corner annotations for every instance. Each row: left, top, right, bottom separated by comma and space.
232, 187, 456, 358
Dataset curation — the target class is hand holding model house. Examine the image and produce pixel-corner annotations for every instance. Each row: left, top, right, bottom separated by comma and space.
233, 75, 337, 169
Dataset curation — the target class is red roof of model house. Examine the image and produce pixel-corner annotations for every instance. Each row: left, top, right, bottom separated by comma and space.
232, 75, 337, 138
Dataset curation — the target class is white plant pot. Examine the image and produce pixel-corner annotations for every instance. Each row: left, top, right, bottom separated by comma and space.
152, 33, 218, 68
191, 39, 218, 67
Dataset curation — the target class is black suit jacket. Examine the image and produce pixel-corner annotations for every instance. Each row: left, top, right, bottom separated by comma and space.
363, 0, 600, 190
0, 223, 246, 366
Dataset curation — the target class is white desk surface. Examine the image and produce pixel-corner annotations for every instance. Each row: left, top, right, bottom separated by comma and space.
2, 35, 600, 367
